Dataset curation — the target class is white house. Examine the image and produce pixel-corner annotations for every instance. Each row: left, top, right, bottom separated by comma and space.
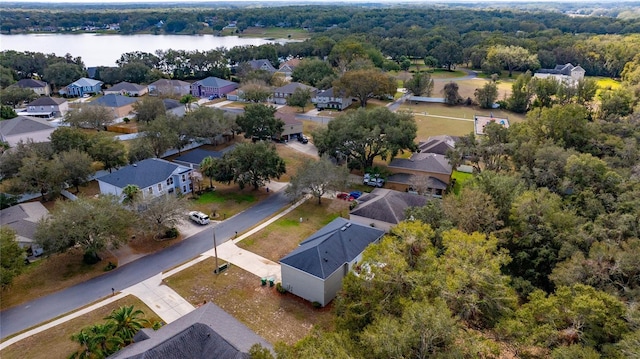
0, 115, 56, 147
314, 87, 352, 111
280, 218, 385, 307
96, 158, 194, 199
22, 96, 69, 118
534, 63, 585, 87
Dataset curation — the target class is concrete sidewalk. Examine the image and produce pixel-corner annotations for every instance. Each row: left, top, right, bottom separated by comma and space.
122, 274, 195, 324
203, 242, 282, 282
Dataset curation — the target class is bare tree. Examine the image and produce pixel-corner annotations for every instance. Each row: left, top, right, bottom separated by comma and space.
286, 156, 349, 204
135, 195, 188, 240
64, 104, 115, 130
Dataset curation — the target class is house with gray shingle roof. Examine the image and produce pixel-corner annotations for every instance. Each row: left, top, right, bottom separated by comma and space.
23, 96, 69, 118
534, 63, 585, 87
89, 94, 138, 118
0, 202, 49, 256
314, 87, 352, 111
349, 188, 429, 232
148, 79, 191, 97
97, 158, 193, 199
417, 135, 458, 155
0, 115, 56, 147
386, 152, 452, 197
104, 82, 148, 97
59, 77, 103, 97
272, 82, 317, 105
280, 217, 385, 306
247, 59, 277, 74
16, 78, 50, 96
107, 302, 272, 359
191, 77, 238, 98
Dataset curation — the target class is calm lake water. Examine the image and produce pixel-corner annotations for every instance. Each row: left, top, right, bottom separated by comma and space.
0, 33, 282, 67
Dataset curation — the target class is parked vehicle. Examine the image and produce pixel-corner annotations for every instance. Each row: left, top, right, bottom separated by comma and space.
337, 192, 355, 201
208, 94, 219, 100
363, 174, 385, 187
349, 191, 363, 199
298, 135, 309, 144
189, 211, 210, 225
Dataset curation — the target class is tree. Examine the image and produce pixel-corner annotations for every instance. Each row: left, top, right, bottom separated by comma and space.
119, 62, 151, 84
291, 58, 335, 88
286, 156, 349, 204
104, 305, 149, 345
286, 87, 312, 112
431, 41, 463, 71
139, 115, 180, 158
0, 65, 16, 88
530, 77, 560, 108
314, 107, 416, 170
64, 104, 114, 130
0, 227, 25, 288
404, 71, 434, 96
56, 149, 95, 193
50, 127, 91, 154
35, 195, 130, 263
239, 80, 272, 103
223, 142, 286, 190
42, 62, 84, 90
179, 94, 197, 113
443, 187, 502, 234
485, 45, 539, 77
127, 137, 154, 164
0, 105, 17, 119
17, 152, 64, 201
122, 184, 141, 205
0, 86, 38, 108
199, 156, 216, 189
89, 135, 127, 173
333, 68, 396, 108
136, 194, 188, 239
442, 81, 462, 105
183, 106, 235, 145
70, 322, 123, 358
598, 87, 635, 121
236, 103, 283, 140
506, 71, 533, 113
474, 81, 498, 109
132, 96, 165, 124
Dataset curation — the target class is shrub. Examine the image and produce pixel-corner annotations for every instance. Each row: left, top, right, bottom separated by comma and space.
164, 227, 179, 239
276, 282, 287, 294
123, 117, 130, 123
312, 301, 322, 308
104, 261, 117, 271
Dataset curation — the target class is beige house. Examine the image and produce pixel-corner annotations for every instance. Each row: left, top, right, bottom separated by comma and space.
0, 115, 56, 147
275, 111, 303, 141
386, 152, 453, 197
16, 79, 51, 96
148, 79, 191, 97
104, 82, 148, 97
89, 94, 137, 119
349, 188, 428, 232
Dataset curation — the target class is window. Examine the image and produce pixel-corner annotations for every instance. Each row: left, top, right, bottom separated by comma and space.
183, 186, 187, 193
166, 178, 173, 186
148, 187, 153, 194
158, 183, 162, 191
182, 174, 186, 181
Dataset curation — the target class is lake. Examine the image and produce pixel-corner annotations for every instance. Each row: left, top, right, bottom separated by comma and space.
0, 33, 283, 67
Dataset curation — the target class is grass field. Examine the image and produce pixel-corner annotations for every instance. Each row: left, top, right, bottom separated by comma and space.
165, 259, 334, 345
451, 170, 475, 195
0, 296, 161, 359
224, 27, 310, 41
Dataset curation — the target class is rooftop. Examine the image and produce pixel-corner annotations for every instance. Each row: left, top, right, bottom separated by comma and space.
388, 152, 453, 175
90, 94, 138, 108
97, 158, 190, 189
350, 188, 429, 225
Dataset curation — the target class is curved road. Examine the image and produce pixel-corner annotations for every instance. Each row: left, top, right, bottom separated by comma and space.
0, 191, 291, 339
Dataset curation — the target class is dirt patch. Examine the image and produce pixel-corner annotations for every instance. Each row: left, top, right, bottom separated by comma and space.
165, 260, 334, 345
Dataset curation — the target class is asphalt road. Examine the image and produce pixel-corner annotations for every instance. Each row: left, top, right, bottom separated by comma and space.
0, 191, 291, 339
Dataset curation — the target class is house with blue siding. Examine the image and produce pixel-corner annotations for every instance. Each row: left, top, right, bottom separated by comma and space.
191, 77, 238, 98
59, 77, 103, 97
97, 158, 194, 200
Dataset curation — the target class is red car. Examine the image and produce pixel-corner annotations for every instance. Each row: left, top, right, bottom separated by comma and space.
337, 192, 355, 201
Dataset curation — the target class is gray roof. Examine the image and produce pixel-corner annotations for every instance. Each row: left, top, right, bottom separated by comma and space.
107, 82, 146, 92
0, 202, 49, 244
537, 63, 584, 76
149, 79, 190, 87
280, 218, 384, 279
273, 82, 316, 95
417, 135, 458, 155
16, 78, 48, 88
316, 87, 347, 99
386, 173, 449, 190
173, 148, 233, 166
388, 152, 452, 175
108, 302, 272, 359
193, 77, 237, 88
90, 94, 138, 108
26, 96, 67, 107
97, 158, 189, 189
248, 59, 277, 73
0, 116, 54, 136
350, 188, 428, 225
69, 77, 103, 87
162, 98, 181, 110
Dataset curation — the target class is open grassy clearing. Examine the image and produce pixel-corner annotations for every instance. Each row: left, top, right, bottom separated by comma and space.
165, 259, 334, 345
237, 199, 351, 262
0, 247, 117, 310
274, 143, 317, 182
189, 185, 266, 219
0, 296, 161, 359
451, 170, 475, 195
230, 27, 310, 41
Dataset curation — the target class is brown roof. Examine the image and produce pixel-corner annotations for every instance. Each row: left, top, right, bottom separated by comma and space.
275, 111, 302, 126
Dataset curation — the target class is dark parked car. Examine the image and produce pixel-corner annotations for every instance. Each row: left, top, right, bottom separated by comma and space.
349, 191, 363, 199
298, 135, 309, 144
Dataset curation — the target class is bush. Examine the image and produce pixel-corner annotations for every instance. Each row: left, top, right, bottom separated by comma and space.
83, 251, 101, 264
276, 282, 286, 294
312, 301, 322, 308
104, 261, 117, 271
164, 227, 179, 239
123, 117, 130, 123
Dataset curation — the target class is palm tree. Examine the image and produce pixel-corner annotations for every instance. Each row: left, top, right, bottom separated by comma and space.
179, 94, 196, 113
105, 305, 149, 344
122, 184, 141, 205
199, 156, 216, 189
70, 322, 123, 358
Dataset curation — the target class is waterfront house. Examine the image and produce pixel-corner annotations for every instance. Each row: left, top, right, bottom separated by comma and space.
276, 58, 301, 79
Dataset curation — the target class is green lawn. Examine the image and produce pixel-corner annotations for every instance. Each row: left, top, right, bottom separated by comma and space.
451, 170, 474, 195
195, 190, 256, 205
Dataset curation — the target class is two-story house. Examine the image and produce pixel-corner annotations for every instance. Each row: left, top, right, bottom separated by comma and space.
191, 77, 238, 98
148, 79, 191, 97
97, 158, 194, 200
314, 87, 352, 111
272, 82, 317, 105
386, 152, 453, 197
247, 59, 277, 74
24, 96, 69, 118
59, 77, 103, 97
